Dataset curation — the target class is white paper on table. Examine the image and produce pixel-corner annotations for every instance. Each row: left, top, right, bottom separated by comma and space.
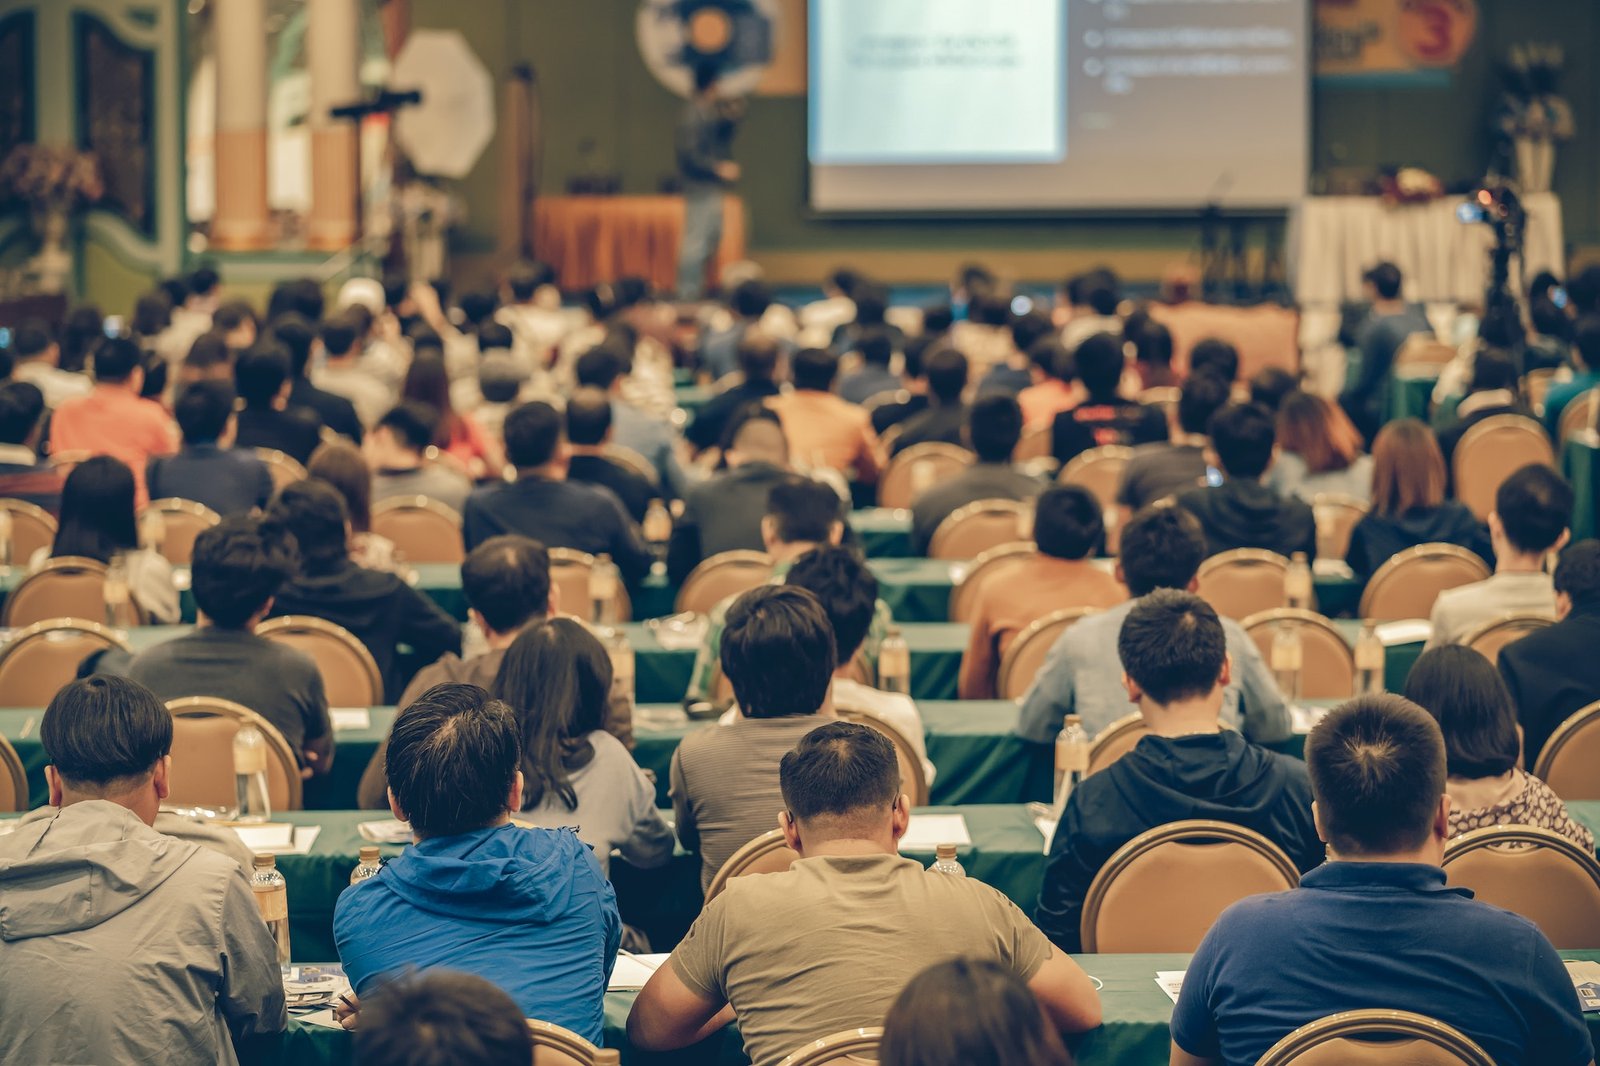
1290, 704, 1330, 735
1374, 619, 1433, 646
608, 953, 671, 990
1156, 971, 1186, 1004
1312, 558, 1353, 580
358, 819, 412, 844
233, 824, 321, 855
295, 1009, 347, 1030
1034, 817, 1058, 855
897, 813, 972, 851
330, 707, 372, 732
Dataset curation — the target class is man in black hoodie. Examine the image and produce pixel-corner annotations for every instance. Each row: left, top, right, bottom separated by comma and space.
1176, 402, 1317, 561
1034, 589, 1323, 951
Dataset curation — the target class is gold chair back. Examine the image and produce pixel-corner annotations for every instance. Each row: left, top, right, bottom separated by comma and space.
1442, 825, 1600, 949
1459, 612, 1553, 664
254, 448, 309, 493
1450, 415, 1555, 521
1013, 423, 1052, 463
1195, 548, 1290, 620
602, 444, 660, 485
1086, 713, 1151, 777
948, 543, 1036, 624
0, 733, 27, 812
142, 498, 223, 565
927, 498, 1033, 561
1241, 609, 1358, 699
1558, 388, 1600, 444
1358, 543, 1491, 620
1138, 386, 1182, 411
166, 696, 302, 811
1256, 1010, 1496, 1066
1521, 368, 1558, 416
0, 498, 57, 564
1533, 700, 1600, 800
776, 1028, 883, 1066
1, 556, 132, 629
676, 549, 772, 617
548, 548, 633, 625
837, 707, 929, 807
527, 1019, 602, 1066
371, 496, 466, 565
0, 618, 131, 706
1393, 336, 1456, 375
256, 615, 384, 707
705, 828, 801, 901
996, 606, 1100, 700
878, 443, 974, 510
1311, 493, 1368, 563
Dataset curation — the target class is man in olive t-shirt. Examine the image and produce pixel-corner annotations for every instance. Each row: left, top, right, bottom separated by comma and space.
630, 723, 1103, 1065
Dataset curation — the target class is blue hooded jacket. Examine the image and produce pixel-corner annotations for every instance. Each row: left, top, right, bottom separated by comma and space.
334, 823, 620, 1042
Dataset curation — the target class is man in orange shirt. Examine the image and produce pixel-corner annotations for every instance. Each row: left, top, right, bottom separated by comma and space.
767, 347, 882, 484
958, 485, 1126, 699
48, 337, 177, 505
1017, 339, 1079, 429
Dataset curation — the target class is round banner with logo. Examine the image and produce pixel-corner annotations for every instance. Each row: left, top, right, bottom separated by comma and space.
636, 0, 779, 98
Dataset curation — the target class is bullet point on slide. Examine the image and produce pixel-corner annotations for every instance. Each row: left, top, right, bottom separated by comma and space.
1084, 30, 1103, 47
1084, 58, 1104, 76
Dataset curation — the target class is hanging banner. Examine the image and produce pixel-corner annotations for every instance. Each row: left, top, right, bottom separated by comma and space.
1315, 0, 1477, 81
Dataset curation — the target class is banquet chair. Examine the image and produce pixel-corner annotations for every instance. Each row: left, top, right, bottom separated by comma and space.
1442, 826, 1600, 949
603, 443, 660, 486
776, 1028, 883, 1066
254, 448, 309, 493
1392, 336, 1456, 376
676, 549, 772, 616
0, 497, 57, 564
1558, 388, 1600, 444
1458, 612, 1553, 664
549, 547, 633, 624
1311, 493, 1368, 562
1521, 368, 1559, 417
0, 733, 27, 812
705, 829, 800, 901
141, 498, 222, 565
1079, 820, 1299, 952
1061, 445, 1135, 555
996, 606, 1100, 700
927, 498, 1033, 560
878, 443, 974, 510
1195, 548, 1290, 620
0, 618, 131, 706
527, 1020, 602, 1066
1256, 1010, 1495, 1066
256, 615, 383, 708
1241, 609, 1357, 699
166, 696, 302, 811
1012, 422, 1053, 464
1138, 386, 1182, 412
0, 556, 139, 629
837, 707, 930, 807
1533, 701, 1600, 801
1358, 543, 1491, 620
371, 496, 466, 565
948, 543, 1036, 623
1086, 713, 1151, 777
1451, 415, 1555, 521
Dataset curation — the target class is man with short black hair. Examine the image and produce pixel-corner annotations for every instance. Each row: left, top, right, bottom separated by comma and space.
0, 380, 65, 509
573, 343, 688, 496
838, 327, 901, 405
354, 971, 534, 1066
1017, 338, 1078, 428
769, 347, 883, 481
565, 386, 654, 522
1428, 463, 1573, 648
232, 340, 322, 464
1169, 695, 1593, 1066
1190, 337, 1241, 385
1116, 369, 1231, 514
686, 329, 783, 454
1035, 590, 1322, 950
1340, 261, 1433, 441
335, 683, 620, 1042
0, 676, 287, 1064
313, 311, 392, 428
11, 317, 89, 408
272, 312, 364, 442
147, 381, 273, 515
49, 335, 178, 504
909, 393, 1042, 553
891, 345, 969, 455
495, 259, 568, 373
1501, 540, 1600, 766
1176, 403, 1317, 560
635, 721, 1102, 1061
1050, 333, 1167, 465
669, 407, 792, 582
1016, 504, 1289, 743
364, 402, 473, 513
1545, 316, 1600, 434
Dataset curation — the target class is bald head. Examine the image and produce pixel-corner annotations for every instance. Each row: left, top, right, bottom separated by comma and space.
565, 387, 613, 447
729, 412, 789, 467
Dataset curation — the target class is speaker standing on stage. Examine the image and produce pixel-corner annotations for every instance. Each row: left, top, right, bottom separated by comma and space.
676, 65, 742, 300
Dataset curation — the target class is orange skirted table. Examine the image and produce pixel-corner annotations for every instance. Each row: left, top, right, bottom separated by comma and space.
531, 194, 747, 294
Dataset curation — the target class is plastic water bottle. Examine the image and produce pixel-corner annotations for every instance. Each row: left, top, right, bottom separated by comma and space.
602, 625, 637, 715
643, 498, 672, 546
1355, 621, 1385, 695
1285, 551, 1313, 610
350, 845, 382, 886
1054, 714, 1089, 807
138, 509, 166, 553
590, 553, 619, 625
0, 509, 12, 573
929, 843, 966, 877
232, 725, 272, 824
1272, 623, 1305, 704
878, 626, 910, 695
104, 552, 132, 630
251, 855, 292, 967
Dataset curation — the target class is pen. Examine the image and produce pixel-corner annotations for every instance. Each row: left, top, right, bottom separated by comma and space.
619, 949, 661, 971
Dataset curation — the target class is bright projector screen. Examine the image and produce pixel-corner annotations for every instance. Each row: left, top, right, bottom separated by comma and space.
808, 0, 1309, 213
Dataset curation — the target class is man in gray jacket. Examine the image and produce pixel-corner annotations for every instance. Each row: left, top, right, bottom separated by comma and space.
0, 676, 286, 1065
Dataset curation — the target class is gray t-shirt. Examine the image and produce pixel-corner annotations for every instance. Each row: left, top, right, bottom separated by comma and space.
372, 465, 474, 516
1117, 442, 1208, 511
517, 730, 675, 877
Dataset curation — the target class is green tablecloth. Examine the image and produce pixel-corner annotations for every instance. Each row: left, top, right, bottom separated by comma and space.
1564, 435, 1600, 544
1388, 373, 1436, 423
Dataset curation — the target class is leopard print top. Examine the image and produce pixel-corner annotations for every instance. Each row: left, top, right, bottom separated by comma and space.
1447, 770, 1595, 851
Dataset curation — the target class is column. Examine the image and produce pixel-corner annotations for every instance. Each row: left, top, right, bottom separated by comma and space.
306, 0, 361, 251
211, 0, 270, 250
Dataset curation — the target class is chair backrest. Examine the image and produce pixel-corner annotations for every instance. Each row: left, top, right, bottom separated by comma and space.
676, 549, 773, 616
1241, 609, 1358, 699
0, 556, 125, 629
166, 696, 302, 811
1080, 820, 1300, 952
1450, 415, 1555, 521
1058, 445, 1134, 507
776, 1028, 884, 1066
1256, 1010, 1496, 1066
527, 1020, 601, 1066
1195, 548, 1291, 621
1393, 335, 1455, 375
1138, 386, 1182, 411
878, 443, 974, 510
0, 497, 57, 564
1533, 700, 1600, 800
1558, 388, 1600, 443
948, 543, 1037, 624
1012, 422, 1052, 463
45, 449, 93, 475
996, 606, 1100, 700
705, 828, 801, 901
547, 547, 633, 625
837, 707, 930, 807
370, 496, 466, 565
1311, 493, 1369, 563
1522, 368, 1559, 416
1442, 825, 1600, 949
1085, 713, 1151, 777
1459, 612, 1553, 664
254, 448, 308, 492
1358, 543, 1492, 620
926, 498, 1033, 560
602, 443, 659, 485
0, 733, 27, 812
0, 618, 131, 706
142, 498, 222, 565
255, 615, 383, 707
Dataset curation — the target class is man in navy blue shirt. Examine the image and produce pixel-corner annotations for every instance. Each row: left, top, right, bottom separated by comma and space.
1170, 695, 1593, 1066
146, 381, 274, 515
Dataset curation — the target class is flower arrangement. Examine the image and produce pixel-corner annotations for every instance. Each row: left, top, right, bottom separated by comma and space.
0, 144, 104, 210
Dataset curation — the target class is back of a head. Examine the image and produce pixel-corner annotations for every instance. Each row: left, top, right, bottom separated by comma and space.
270, 313, 316, 377
191, 515, 300, 628
319, 313, 360, 359
355, 970, 533, 1066
1306, 694, 1445, 856
184, 332, 232, 377
968, 291, 1011, 328
175, 380, 236, 446
1177, 370, 1232, 436
234, 341, 291, 407
1248, 366, 1299, 412
1495, 464, 1573, 555
56, 456, 138, 561
375, 402, 438, 456
14, 320, 52, 361
852, 282, 890, 326
461, 534, 551, 634
41, 675, 172, 793
791, 346, 839, 392
880, 958, 1073, 1066
307, 442, 374, 532
506, 260, 554, 303
476, 322, 514, 353
1574, 317, 1600, 371
1189, 337, 1240, 383
1570, 266, 1600, 317
1403, 645, 1519, 779
779, 719, 899, 827
1011, 310, 1054, 355
966, 393, 1022, 463
1028, 339, 1071, 382
1530, 298, 1572, 343
1132, 319, 1173, 369
503, 401, 563, 469
93, 336, 143, 384
857, 326, 895, 369
1086, 281, 1120, 318
386, 683, 520, 837
1118, 589, 1225, 706
736, 331, 780, 382
492, 617, 613, 808
1371, 418, 1446, 517
215, 300, 258, 338
400, 351, 452, 416
730, 278, 772, 319
0, 380, 45, 446
1072, 333, 1124, 399
574, 344, 628, 390
1119, 504, 1207, 597
1208, 403, 1276, 479
767, 475, 842, 545
565, 387, 613, 447
133, 291, 172, 336
721, 585, 836, 718
1556, 540, 1600, 613
1034, 485, 1103, 561
1364, 261, 1404, 301
924, 345, 969, 404
188, 264, 220, 300
267, 478, 349, 572
785, 545, 878, 663
1469, 348, 1520, 393
1275, 391, 1361, 475
458, 291, 498, 329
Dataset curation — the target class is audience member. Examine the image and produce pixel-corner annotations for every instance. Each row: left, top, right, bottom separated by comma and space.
891, 345, 969, 455
1189, 337, 1241, 386
334, 683, 620, 1042
41, 456, 179, 623
910, 394, 1042, 553
1016, 505, 1288, 743
838, 327, 901, 405
768, 346, 883, 481
314, 312, 392, 429
308, 440, 402, 573
1129, 317, 1178, 391
126, 515, 332, 771
365, 403, 473, 515
799, 268, 859, 335
961, 486, 1125, 699
1176, 403, 1316, 559
565, 386, 655, 522
57, 303, 105, 373
574, 344, 688, 496
948, 289, 1016, 380
495, 260, 568, 371
1168, 695, 1593, 1066
401, 351, 503, 481
147, 381, 273, 515
1017, 339, 1078, 428
1115, 370, 1230, 515
1267, 391, 1373, 503
701, 278, 775, 381
870, 335, 934, 434
832, 281, 906, 361
1345, 419, 1491, 578
635, 721, 1101, 1062
215, 300, 259, 350
49, 336, 177, 504
10, 319, 89, 409
352, 971, 533, 1066
0, 676, 286, 1064
1051, 333, 1166, 465
274, 312, 364, 442
1427, 464, 1571, 648
668, 407, 791, 582
1248, 366, 1298, 412
880, 958, 1074, 1066
0, 381, 65, 510
1060, 271, 1124, 351
232, 340, 322, 465
1501, 541, 1600, 766
1339, 261, 1434, 441
687, 330, 783, 453
978, 309, 1057, 398
174, 332, 235, 394
1545, 316, 1600, 435
1435, 348, 1530, 471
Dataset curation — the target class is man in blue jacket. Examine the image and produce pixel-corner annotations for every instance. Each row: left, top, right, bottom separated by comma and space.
334, 683, 621, 1042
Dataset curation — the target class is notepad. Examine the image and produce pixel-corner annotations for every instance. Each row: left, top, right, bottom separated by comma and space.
1156, 971, 1186, 1004
1034, 817, 1058, 855
609, 953, 671, 990
330, 707, 372, 732
1374, 619, 1433, 646
233, 824, 321, 855
358, 819, 413, 844
897, 813, 972, 851
1567, 960, 1600, 1012
1290, 704, 1330, 735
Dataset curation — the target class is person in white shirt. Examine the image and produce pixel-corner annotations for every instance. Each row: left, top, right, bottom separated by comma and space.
313, 311, 394, 428
496, 261, 573, 372
1427, 464, 1572, 649
10, 320, 90, 409
1058, 271, 1125, 352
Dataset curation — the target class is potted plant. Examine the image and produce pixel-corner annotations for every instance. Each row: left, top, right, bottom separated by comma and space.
0, 144, 105, 294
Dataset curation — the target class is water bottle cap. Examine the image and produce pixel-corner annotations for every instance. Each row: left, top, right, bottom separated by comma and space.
252, 854, 276, 868
359, 846, 380, 862
935, 843, 957, 860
